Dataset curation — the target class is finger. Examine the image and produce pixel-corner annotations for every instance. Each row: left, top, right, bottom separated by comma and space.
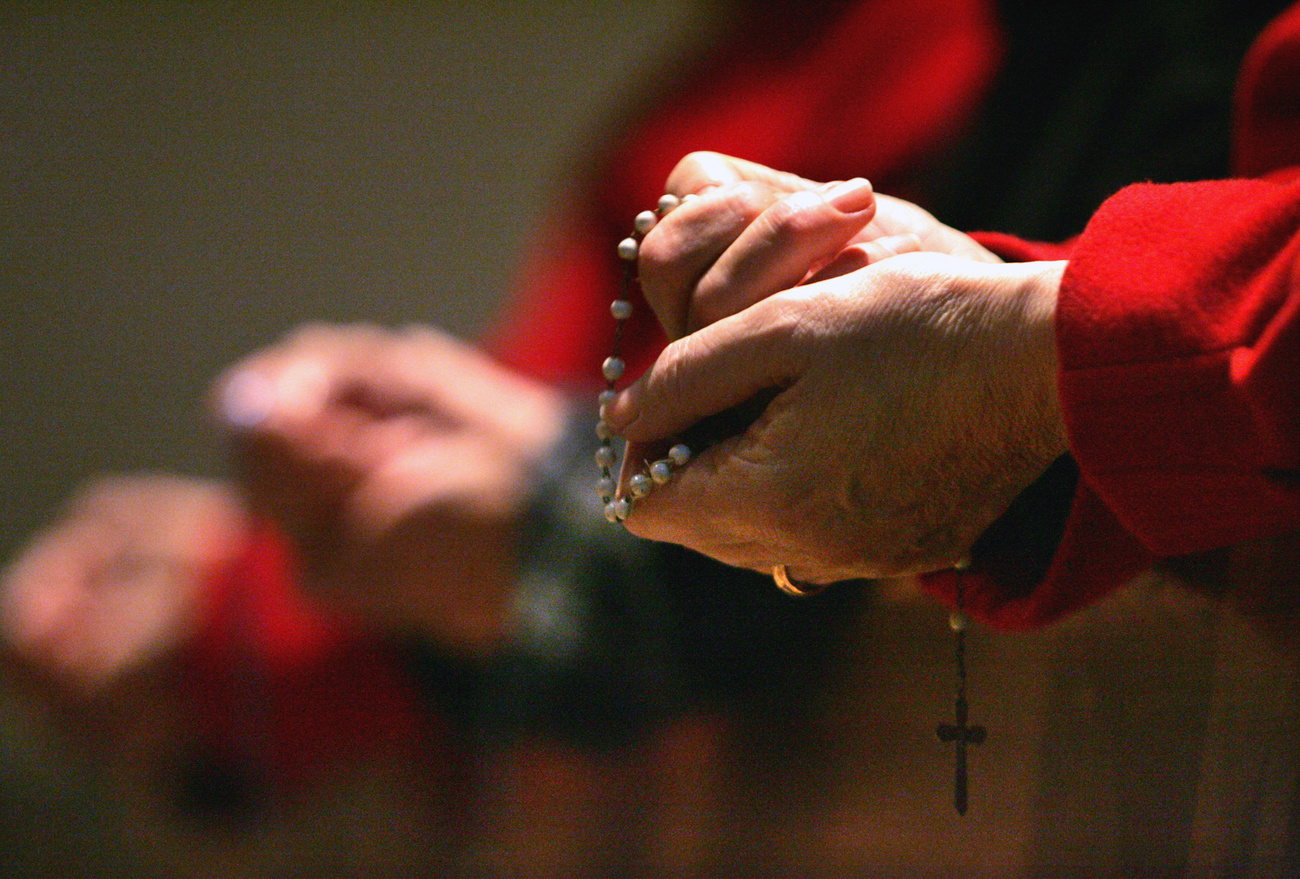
215, 324, 441, 461
211, 323, 369, 437
639, 179, 788, 340
219, 323, 540, 448
368, 324, 490, 419
0, 526, 88, 650
664, 151, 820, 199
210, 327, 381, 519
603, 295, 804, 444
623, 483, 754, 570
853, 194, 1003, 264
806, 233, 925, 282
386, 325, 566, 452
620, 428, 793, 576
687, 178, 875, 333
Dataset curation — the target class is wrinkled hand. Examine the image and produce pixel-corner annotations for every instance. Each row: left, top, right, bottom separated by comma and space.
638, 151, 1001, 339
604, 252, 1069, 583
213, 323, 567, 649
1, 474, 247, 693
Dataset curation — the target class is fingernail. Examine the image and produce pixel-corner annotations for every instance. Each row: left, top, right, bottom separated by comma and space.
218, 370, 275, 430
823, 177, 873, 213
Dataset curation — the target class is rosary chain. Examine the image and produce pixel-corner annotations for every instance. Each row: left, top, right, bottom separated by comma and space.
596, 195, 693, 524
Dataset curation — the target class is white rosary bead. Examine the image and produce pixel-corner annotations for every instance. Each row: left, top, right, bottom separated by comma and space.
649, 460, 672, 484
948, 610, 969, 633
602, 356, 625, 382
599, 202, 692, 526
634, 210, 658, 235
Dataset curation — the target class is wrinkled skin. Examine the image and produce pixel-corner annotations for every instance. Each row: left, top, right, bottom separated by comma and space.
605, 153, 1068, 583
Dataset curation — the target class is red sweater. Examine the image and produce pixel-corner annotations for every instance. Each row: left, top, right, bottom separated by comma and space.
929, 4, 1300, 626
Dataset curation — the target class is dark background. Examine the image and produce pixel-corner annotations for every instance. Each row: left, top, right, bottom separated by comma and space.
0, 1, 717, 560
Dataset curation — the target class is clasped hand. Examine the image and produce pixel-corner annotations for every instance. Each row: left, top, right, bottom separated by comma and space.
214, 323, 567, 648
604, 152, 1069, 583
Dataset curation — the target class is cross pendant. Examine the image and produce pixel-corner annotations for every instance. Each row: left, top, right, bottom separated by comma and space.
936, 692, 985, 815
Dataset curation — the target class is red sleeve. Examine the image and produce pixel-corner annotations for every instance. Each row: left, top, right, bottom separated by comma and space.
928, 179, 1300, 629
1059, 179, 1300, 552
186, 519, 436, 789
923, 3, 1300, 627
1232, 2, 1300, 179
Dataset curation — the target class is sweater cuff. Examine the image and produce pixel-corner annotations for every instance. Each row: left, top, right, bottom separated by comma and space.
970, 230, 1072, 263
1057, 180, 1300, 555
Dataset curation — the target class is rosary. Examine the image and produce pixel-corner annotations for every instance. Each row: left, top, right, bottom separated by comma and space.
938, 560, 985, 815
596, 195, 986, 816
595, 193, 694, 524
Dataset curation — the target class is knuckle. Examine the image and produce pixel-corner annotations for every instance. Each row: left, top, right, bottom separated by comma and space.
679, 149, 720, 171
767, 189, 835, 239
286, 321, 338, 347
675, 149, 718, 173
667, 150, 728, 194
637, 225, 674, 277
723, 180, 778, 216
657, 335, 697, 404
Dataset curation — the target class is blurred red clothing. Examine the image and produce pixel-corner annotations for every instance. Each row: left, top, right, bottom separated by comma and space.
189, 0, 1300, 789
191, 0, 1008, 789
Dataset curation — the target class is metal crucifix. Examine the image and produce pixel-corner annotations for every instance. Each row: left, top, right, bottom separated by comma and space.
937, 691, 985, 815
937, 565, 986, 816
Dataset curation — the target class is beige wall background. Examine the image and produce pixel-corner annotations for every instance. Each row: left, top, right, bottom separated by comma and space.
0, 1, 718, 558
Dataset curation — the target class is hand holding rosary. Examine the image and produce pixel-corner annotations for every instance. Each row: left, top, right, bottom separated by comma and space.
597, 193, 988, 815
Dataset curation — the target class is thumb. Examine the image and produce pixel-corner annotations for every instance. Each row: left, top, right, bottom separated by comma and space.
604, 296, 803, 444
